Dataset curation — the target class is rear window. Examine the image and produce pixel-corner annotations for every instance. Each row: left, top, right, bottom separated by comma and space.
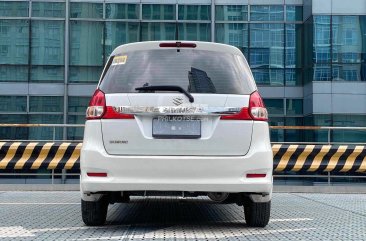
99, 49, 253, 94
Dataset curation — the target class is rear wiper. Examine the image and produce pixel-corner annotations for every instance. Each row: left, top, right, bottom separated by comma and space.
135, 85, 194, 103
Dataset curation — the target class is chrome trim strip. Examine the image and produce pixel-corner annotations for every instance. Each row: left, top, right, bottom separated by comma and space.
112, 106, 242, 116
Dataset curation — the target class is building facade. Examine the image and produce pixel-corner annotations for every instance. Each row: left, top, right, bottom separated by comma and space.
0, 0, 365, 142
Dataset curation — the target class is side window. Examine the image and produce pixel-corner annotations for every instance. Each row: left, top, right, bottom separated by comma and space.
98, 56, 114, 85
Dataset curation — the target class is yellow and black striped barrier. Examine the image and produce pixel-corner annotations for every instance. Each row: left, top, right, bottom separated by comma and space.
273, 144, 366, 173
0, 142, 366, 173
0, 142, 81, 171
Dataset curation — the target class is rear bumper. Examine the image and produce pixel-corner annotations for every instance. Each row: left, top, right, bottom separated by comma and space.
80, 121, 273, 194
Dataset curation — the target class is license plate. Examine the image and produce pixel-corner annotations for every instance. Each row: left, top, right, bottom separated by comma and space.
152, 117, 201, 139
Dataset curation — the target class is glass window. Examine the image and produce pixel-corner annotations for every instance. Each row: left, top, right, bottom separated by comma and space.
31, 20, 64, 82
286, 6, 302, 22
285, 117, 303, 142
178, 5, 211, 20
285, 69, 302, 86
0, 65, 28, 82
332, 64, 365, 81
178, 23, 211, 41
0, 114, 28, 140
141, 22, 176, 41
215, 5, 248, 21
286, 24, 302, 68
142, 4, 175, 20
29, 114, 63, 140
68, 97, 90, 113
250, 5, 284, 21
314, 16, 331, 63
250, 23, 284, 68
304, 114, 331, 142
0, 1, 28, 17
32, 2, 65, 18
0, 96, 26, 112
286, 99, 303, 115
100, 49, 253, 95
106, 3, 139, 19
268, 117, 284, 142
333, 115, 366, 142
252, 69, 284, 86
70, 2, 103, 19
0, 20, 29, 65
332, 16, 362, 64
69, 66, 103, 83
31, 20, 65, 65
263, 99, 284, 115
29, 96, 63, 112
67, 115, 85, 140
313, 64, 331, 81
215, 23, 248, 56
69, 21, 104, 66
30, 66, 64, 83
105, 22, 139, 57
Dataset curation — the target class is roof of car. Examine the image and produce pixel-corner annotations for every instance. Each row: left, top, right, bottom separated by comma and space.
111, 41, 244, 57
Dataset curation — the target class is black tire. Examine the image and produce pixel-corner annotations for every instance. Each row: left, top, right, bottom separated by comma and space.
244, 201, 271, 227
81, 196, 109, 226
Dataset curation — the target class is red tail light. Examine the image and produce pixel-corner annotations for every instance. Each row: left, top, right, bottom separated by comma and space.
86, 89, 134, 120
159, 42, 197, 48
246, 173, 267, 178
221, 91, 268, 121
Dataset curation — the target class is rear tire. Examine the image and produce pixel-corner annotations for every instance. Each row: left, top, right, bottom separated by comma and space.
244, 201, 271, 227
81, 196, 109, 226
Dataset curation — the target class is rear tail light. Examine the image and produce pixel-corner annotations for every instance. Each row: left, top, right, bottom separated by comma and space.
86, 89, 134, 120
220, 91, 268, 121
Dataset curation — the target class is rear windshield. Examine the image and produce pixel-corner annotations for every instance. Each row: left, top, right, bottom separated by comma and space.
99, 49, 252, 94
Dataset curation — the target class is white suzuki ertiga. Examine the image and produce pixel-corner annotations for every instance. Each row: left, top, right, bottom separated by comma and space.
81, 41, 273, 227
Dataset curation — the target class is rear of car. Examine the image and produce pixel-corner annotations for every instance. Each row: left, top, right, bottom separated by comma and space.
80, 41, 273, 227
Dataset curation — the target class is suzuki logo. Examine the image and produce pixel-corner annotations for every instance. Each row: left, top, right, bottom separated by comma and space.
172, 97, 184, 106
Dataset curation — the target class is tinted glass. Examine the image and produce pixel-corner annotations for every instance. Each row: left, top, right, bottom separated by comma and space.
215, 5, 248, 21
106, 3, 139, 19
0, 1, 28, 17
142, 4, 175, 20
0, 20, 29, 65
250, 23, 284, 68
70, 3, 103, 19
264, 99, 284, 115
0, 96, 26, 112
286, 99, 303, 115
314, 16, 331, 63
250, 5, 284, 21
141, 23, 176, 41
68, 97, 90, 113
215, 23, 248, 56
178, 5, 211, 20
178, 23, 211, 41
286, 6, 302, 22
70, 21, 104, 66
105, 22, 139, 57
100, 49, 252, 94
32, 2, 65, 18
29, 96, 63, 112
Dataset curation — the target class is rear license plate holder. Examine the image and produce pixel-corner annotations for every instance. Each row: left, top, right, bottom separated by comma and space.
152, 117, 201, 139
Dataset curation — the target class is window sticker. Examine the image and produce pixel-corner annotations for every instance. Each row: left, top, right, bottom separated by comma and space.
112, 55, 127, 65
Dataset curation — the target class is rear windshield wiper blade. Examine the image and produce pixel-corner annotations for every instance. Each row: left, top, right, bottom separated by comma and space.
135, 85, 194, 103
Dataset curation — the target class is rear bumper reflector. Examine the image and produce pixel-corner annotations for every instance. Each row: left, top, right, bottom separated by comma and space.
246, 173, 266, 178
87, 172, 108, 177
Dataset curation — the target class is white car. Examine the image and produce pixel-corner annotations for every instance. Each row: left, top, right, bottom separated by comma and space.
81, 41, 273, 227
